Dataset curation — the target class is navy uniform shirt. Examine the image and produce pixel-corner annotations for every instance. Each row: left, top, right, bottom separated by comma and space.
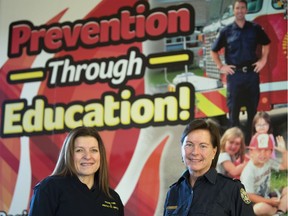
211, 21, 270, 66
28, 175, 124, 216
163, 169, 255, 216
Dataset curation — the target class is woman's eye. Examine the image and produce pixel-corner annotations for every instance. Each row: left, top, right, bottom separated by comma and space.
200, 144, 207, 149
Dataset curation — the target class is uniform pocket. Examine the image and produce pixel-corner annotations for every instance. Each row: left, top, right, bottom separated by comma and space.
227, 33, 240, 53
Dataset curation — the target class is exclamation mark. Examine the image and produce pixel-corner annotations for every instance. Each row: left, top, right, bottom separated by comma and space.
179, 85, 191, 120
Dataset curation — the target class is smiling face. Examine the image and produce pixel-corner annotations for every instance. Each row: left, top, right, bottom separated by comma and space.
255, 118, 270, 134
250, 148, 272, 167
73, 136, 100, 184
181, 129, 217, 177
233, 1, 247, 21
225, 137, 242, 157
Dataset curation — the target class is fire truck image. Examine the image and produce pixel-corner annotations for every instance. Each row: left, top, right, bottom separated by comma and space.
171, 0, 287, 127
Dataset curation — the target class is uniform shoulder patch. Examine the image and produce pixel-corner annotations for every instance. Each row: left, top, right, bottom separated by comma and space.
240, 188, 251, 204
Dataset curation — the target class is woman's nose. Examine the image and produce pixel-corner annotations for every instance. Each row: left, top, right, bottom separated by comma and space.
84, 151, 91, 159
191, 145, 199, 154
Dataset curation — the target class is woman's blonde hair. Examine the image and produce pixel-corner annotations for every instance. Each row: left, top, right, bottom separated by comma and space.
220, 127, 246, 162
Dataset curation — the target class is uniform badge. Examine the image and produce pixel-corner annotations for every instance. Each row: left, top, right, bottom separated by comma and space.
240, 188, 251, 204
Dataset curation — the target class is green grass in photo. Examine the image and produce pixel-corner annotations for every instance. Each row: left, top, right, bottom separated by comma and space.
271, 169, 288, 191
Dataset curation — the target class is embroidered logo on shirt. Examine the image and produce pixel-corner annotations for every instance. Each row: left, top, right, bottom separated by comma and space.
102, 201, 119, 210
240, 188, 251, 204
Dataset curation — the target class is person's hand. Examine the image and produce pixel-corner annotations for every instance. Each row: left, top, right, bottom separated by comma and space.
253, 59, 266, 73
220, 65, 235, 75
275, 135, 287, 153
268, 197, 280, 207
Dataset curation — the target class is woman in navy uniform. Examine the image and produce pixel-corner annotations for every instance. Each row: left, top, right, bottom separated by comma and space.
163, 119, 255, 215
28, 126, 124, 216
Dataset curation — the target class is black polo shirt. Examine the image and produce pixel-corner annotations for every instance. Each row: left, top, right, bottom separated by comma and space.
164, 169, 255, 216
28, 175, 124, 216
211, 20, 270, 66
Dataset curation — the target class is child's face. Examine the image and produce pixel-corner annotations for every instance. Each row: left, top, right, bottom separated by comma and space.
255, 118, 269, 134
250, 148, 272, 167
225, 137, 242, 156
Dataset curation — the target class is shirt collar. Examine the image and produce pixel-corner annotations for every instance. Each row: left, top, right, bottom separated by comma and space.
204, 168, 217, 184
179, 168, 217, 185
72, 175, 98, 191
232, 20, 252, 30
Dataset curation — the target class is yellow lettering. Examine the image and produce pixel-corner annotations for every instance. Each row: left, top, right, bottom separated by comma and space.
65, 104, 83, 128
120, 89, 132, 125
3, 101, 24, 134
104, 95, 120, 126
44, 106, 65, 130
154, 96, 178, 122
0, 84, 194, 137
23, 98, 44, 132
131, 99, 154, 124
83, 103, 104, 127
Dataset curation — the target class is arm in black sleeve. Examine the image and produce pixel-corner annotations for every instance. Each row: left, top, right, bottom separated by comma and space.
232, 181, 255, 216
28, 182, 58, 216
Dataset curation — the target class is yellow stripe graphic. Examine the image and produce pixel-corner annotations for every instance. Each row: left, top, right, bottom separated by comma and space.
10, 71, 44, 81
218, 88, 227, 97
149, 54, 189, 65
196, 92, 225, 116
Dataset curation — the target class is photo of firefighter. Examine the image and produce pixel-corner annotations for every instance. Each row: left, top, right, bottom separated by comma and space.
210, 0, 271, 143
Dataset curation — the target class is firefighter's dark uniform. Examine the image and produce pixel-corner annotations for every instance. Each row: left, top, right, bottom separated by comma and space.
211, 21, 270, 141
28, 175, 124, 216
163, 169, 255, 216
